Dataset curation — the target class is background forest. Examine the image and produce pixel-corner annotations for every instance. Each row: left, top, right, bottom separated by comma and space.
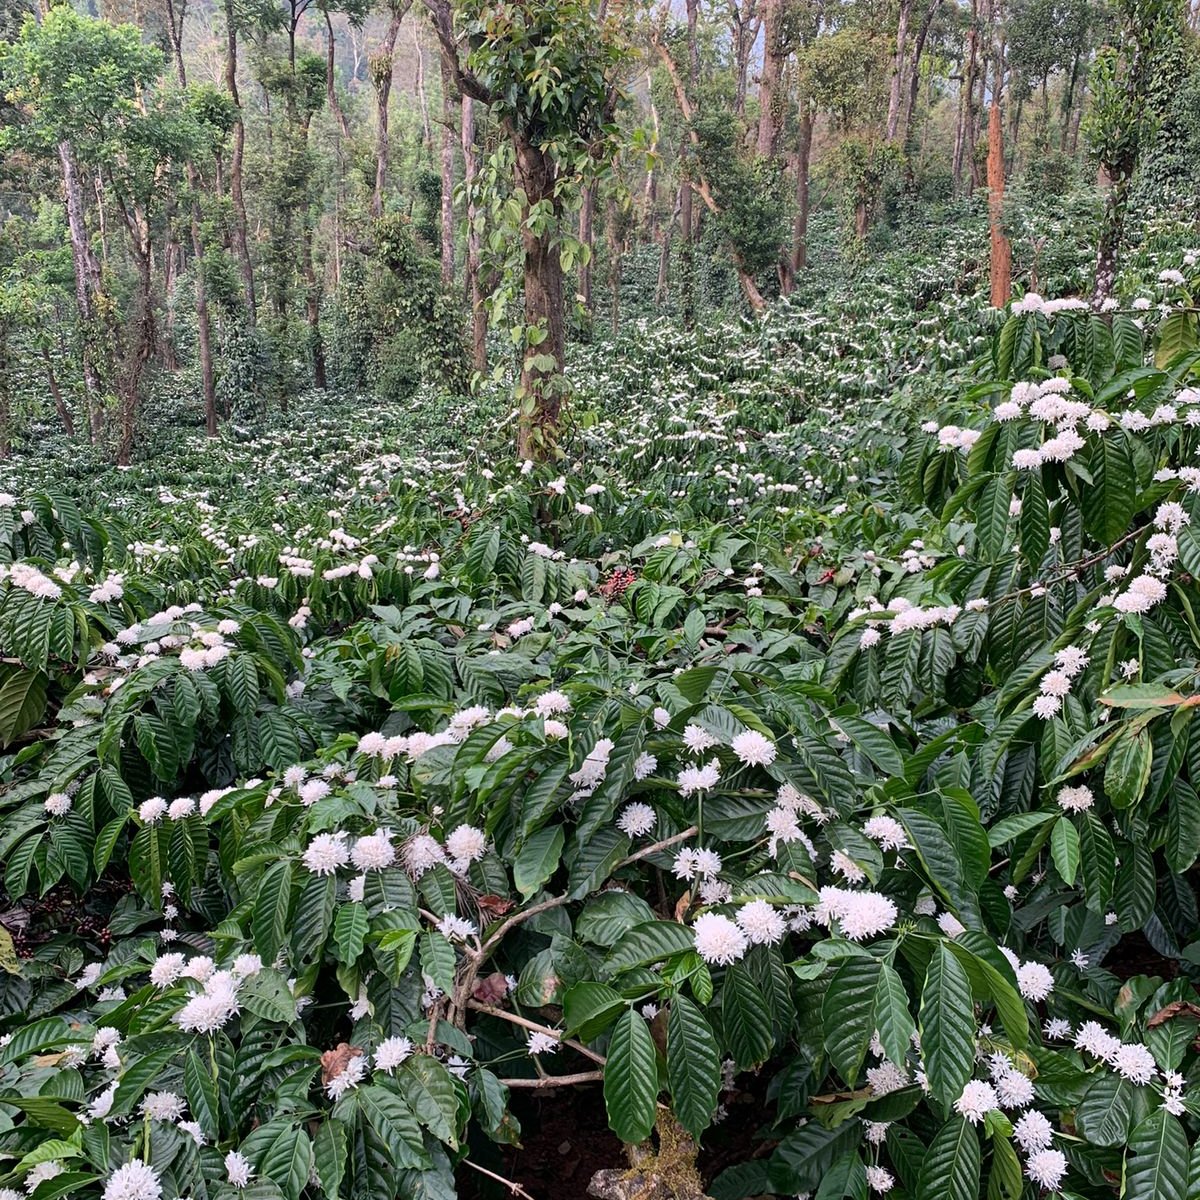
0, 0, 1197, 457
3, 4, 1200, 1200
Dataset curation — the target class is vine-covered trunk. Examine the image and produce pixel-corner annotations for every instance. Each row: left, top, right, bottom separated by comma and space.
371, 4, 408, 217
886, 0, 913, 142
514, 136, 565, 460
756, 0, 785, 158
1092, 175, 1129, 305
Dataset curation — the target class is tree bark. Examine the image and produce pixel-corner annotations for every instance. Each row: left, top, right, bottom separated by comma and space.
886, 0, 914, 142
952, 0, 979, 191
461, 94, 486, 372
325, 11, 352, 139
987, 100, 1011, 306
414, 21, 432, 153
58, 140, 106, 441
579, 184, 595, 311
756, 0, 786, 157
224, 0, 257, 321
371, 2, 411, 217
514, 134, 566, 460
606, 192, 621, 336
791, 108, 813, 274
42, 348, 76, 438
901, 0, 942, 149
730, 0, 760, 119
439, 49, 457, 287
165, 7, 219, 435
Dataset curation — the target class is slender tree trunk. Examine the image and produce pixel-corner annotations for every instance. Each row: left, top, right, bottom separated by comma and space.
58, 141, 105, 440
461, 95, 486, 372
680, 0, 699, 326
414, 22, 432, 154
987, 100, 1011, 306
325, 11, 352, 139
606, 192, 621, 336
1060, 46, 1081, 152
953, 0, 979, 191
579, 185, 595, 311
224, 0, 256, 321
42, 348, 76, 437
653, 35, 766, 313
655, 190, 680, 304
116, 240, 155, 466
439, 51, 456, 287
886, 0, 914, 142
165, 12, 219, 435
162, 230, 179, 371
901, 0, 942, 149
303, 225, 326, 389
371, 2, 410, 217
791, 108, 813, 274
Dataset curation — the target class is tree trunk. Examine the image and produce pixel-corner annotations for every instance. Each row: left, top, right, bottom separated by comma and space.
414, 22, 432, 154
579, 185, 595, 311
116, 241, 155, 466
461, 94, 487, 372
606, 192, 621, 336
791, 108, 813, 274
326, 11, 351, 139
371, 3, 409, 217
439, 50, 457, 287
165, 12, 219, 435
952, 0, 979, 191
756, 0, 786, 157
42, 348, 76, 438
732, 1, 759, 118
224, 0, 257, 321
901, 0, 942, 149
886, 0, 914, 142
58, 140, 106, 441
514, 135, 565, 459
303, 225, 326, 389
655, 190, 680, 304
987, 100, 1011, 306
1092, 175, 1128, 305
1060, 46, 1081, 152
680, 0, 699, 326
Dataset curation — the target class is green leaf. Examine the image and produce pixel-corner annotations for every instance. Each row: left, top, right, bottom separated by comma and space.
722, 963, 774, 1070
563, 981, 626, 1041
916, 1117, 979, 1200
1126, 1110, 1190, 1200
0, 668, 47, 747
397, 1055, 461, 1148
821, 956, 879, 1085
252, 860, 294, 964
357, 1084, 430, 1169
419, 931, 457, 994
666, 995, 721, 1139
1076, 1072, 1135, 1147
976, 474, 1013, 561
512, 824, 564, 898
603, 1008, 658, 1145
312, 1115, 347, 1197
919, 944, 975, 1113
874, 961, 916, 1070
1082, 429, 1136, 547
604, 921, 697, 976
1104, 724, 1153, 808
1050, 817, 1080, 886
184, 1048, 220, 1141
333, 903, 369, 965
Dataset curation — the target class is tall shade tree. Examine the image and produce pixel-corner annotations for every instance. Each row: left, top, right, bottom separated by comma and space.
0, 7, 201, 460
1085, 0, 1187, 302
423, 0, 625, 459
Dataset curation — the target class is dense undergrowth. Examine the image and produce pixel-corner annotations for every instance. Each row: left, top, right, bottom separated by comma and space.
0, 200, 1199, 1200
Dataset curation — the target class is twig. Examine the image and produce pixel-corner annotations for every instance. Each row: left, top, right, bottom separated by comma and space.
614, 826, 698, 871
481, 892, 573, 952
498, 1070, 604, 1089
460, 1158, 539, 1200
466, 1001, 607, 1065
